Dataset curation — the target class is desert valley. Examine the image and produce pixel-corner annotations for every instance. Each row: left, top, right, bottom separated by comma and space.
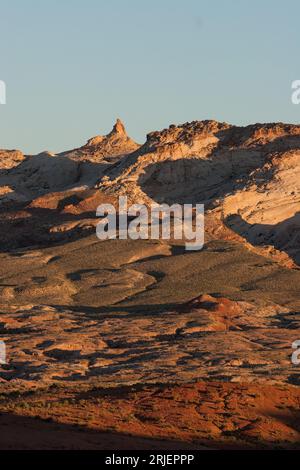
0, 118, 300, 449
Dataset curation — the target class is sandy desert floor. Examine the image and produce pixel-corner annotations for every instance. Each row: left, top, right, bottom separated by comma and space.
0, 233, 299, 449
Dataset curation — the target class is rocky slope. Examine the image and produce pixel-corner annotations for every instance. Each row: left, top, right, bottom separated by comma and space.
1, 119, 300, 266
97, 120, 300, 266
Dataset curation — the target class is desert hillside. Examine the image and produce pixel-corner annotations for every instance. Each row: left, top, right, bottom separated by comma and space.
97, 120, 300, 265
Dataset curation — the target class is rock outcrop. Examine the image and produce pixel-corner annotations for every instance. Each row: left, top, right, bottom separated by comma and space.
60, 118, 139, 163
97, 120, 300, 265
0, 149, 24, 170
0, 120, 139, 205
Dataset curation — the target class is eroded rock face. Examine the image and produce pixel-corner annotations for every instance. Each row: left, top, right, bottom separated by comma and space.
1, 119, 300, 265
97, 120, 300, 265
61, 118, 139, 163
1, 119, 300, 266
0, 120, 139, 207
98, 120, 300, 203
0, 149, 24, 170
222, 149, 300, 264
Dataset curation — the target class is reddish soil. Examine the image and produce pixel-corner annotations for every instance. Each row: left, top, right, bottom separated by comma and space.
1, 380, 299, 450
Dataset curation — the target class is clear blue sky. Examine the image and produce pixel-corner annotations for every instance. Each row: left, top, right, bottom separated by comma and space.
1, 0, 300, 154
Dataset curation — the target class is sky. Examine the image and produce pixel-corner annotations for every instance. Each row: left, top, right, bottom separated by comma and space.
1, 0, 300, 154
